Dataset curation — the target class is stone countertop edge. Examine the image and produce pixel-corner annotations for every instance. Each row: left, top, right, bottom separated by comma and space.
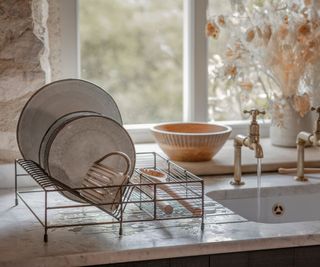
3, 185, 320, 266
7, 226, 320, 267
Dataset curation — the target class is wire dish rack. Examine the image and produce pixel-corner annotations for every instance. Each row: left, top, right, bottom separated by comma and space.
15, 152, 204, 242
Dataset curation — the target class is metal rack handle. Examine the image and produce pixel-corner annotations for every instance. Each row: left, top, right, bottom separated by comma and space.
94, 151, 131, 176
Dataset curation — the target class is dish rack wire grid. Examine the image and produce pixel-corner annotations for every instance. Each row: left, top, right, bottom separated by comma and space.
15, 152, 204, 242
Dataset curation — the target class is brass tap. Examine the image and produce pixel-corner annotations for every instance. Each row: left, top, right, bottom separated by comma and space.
295, 106, 320, 182
231, 109, 266, 185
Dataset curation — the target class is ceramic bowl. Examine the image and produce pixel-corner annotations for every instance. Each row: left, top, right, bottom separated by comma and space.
151, 122, 232, 162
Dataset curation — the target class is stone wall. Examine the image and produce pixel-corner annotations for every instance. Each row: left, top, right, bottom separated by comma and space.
0, 0, 50, 163
47, 0, 62, 81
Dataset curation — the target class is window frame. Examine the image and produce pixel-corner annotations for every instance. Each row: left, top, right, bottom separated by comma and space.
59, 0, 270, 143
58, 0, 80, 79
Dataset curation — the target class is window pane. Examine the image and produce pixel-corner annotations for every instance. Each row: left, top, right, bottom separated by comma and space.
79, 0, 183, 124
207, 0, 269, 121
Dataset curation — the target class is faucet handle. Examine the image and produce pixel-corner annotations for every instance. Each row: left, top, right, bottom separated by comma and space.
243, 109, 266, 122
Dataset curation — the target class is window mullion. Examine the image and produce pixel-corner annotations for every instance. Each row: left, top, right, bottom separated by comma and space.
183, 0, 208, 122
59, 0, 79, 80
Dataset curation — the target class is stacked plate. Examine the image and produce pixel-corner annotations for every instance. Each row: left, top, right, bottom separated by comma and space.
17, 79, 135, 204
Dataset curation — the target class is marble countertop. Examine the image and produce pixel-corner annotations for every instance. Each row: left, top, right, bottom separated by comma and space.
2, 175, 320, 267
1, 141, 320, 266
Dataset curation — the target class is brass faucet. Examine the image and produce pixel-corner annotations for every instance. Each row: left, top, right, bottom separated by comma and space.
231, 109, 265, 185
295, 106, 320, 182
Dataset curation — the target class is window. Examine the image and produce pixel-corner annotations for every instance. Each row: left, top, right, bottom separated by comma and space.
60, 0, 269, 143
207, 0, 270, 122
206, 0, 270, 137
79, 0, 183, 125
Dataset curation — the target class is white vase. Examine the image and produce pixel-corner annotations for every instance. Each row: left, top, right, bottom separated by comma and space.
270, 101, 313, 147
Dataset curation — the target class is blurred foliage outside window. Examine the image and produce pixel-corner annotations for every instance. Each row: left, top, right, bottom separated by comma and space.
79, 0, 183, 124
208, 0, 271, 121
80, 0, 257, 124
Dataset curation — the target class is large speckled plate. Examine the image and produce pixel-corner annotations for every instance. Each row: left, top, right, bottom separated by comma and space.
17, 79, 122, 163
43, 115, 135, 203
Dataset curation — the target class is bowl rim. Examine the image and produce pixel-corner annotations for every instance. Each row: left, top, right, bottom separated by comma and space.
150, 122, 232, 136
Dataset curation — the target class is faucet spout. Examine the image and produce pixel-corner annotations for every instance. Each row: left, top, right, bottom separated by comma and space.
251, 143, 264, 159
231, 109, 265, 186
295, 106, 320, 182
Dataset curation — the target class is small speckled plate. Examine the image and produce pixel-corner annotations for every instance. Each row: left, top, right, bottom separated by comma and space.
43, 114, 135, 203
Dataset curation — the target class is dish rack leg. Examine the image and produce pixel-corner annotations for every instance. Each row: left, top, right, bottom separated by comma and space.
119, 222, 123, 236
44, 233, 48, 243
119, 190, 123, 236
14, 160, 18, 206
201, 181, 205, 231
44, 191, 48, 243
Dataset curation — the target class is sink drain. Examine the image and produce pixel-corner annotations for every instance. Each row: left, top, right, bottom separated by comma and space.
272, 203, 284, 216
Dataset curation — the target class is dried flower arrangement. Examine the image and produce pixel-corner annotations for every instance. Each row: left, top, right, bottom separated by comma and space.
207, 0, 320, 124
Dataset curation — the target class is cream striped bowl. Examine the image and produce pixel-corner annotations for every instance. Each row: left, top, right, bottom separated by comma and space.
151, 122, 232, 162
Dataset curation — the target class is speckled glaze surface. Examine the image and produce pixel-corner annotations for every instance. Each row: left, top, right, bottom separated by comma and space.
39, 111, 99, 169
151, 122, 232, 162
17, 79, 122, 163
44, 115, 135, 202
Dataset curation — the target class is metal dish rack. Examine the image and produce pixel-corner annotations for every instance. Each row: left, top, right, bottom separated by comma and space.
15, 152, 204, 242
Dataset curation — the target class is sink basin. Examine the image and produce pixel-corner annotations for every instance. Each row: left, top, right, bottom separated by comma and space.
206, 174, 320, 224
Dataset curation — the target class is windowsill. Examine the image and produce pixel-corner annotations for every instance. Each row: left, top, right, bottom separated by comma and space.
136, 138, 320, 176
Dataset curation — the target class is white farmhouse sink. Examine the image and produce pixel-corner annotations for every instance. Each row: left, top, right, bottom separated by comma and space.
205, 173, 320, 223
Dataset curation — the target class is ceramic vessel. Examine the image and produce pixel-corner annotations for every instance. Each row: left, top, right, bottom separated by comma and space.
151, 122, 231, 162
270, 102, 313, 147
